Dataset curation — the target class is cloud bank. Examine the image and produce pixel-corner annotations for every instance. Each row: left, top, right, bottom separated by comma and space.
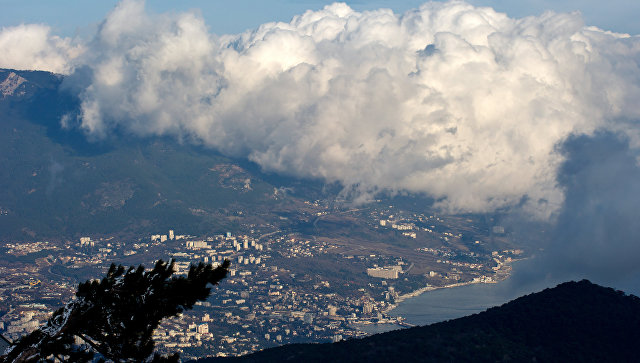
0, 24, 81, 74
6, 1, 640, 220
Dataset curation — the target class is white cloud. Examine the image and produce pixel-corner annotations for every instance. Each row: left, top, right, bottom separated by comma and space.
11, 0, 640, 219
0, 24, 82, 74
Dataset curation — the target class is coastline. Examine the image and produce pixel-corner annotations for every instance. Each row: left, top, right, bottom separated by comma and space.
382, 280, 480, 317
355, 281, 485, 332
355, 259, 526, 334
396, 280, 477, 304
384, 258, 525, 316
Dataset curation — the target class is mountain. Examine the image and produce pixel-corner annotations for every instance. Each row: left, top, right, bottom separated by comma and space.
197, 280, 640, 362
0, 69, 326, 241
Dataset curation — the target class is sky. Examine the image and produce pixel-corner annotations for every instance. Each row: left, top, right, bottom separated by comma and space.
1, 0, 640, 291
1, 0, 640, 36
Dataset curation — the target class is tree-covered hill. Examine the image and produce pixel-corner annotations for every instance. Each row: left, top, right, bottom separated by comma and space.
198, 280, 640, 362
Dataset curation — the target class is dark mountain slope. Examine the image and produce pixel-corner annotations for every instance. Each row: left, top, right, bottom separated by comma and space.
199, 280, 640, 362
0, 68, 434, 241
0, 69, 314, 240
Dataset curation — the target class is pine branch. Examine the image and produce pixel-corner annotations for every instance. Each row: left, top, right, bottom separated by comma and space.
2, 259, 230, 362
76, 333, 107, 359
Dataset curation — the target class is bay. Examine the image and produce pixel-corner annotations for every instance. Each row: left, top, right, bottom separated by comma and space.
350, 323, 404, 335
388, 282, 521, 326
388, 261, 548, 326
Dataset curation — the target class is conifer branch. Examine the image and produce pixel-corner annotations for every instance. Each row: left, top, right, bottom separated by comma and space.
0, 259, 229, 362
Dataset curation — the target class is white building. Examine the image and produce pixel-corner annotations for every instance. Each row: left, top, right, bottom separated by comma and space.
197, 323, 209, 334
366, 266, 401, 279
186, 240, 209, 249
79, 237, 93, 246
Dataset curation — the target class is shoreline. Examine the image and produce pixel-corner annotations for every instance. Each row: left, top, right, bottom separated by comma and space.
354, 281, 486, 333
354, 259, 528, 334
384, 258, 526, 316
355, 278, 506, 333
382, 280, 480, 316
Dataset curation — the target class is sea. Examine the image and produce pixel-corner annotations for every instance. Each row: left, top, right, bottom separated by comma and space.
388, 280, 524, 326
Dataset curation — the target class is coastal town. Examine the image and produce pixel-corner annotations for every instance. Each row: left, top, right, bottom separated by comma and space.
0, 204, 524, 359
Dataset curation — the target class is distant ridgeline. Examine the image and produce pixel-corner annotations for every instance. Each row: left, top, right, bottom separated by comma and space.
196, 280, 640, 362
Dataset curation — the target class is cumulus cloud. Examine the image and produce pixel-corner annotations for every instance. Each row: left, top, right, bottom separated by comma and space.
30, 0, 640, 219
0, 24, 82, 74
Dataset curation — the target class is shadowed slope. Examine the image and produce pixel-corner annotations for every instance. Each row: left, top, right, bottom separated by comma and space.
198, 280, 640, 362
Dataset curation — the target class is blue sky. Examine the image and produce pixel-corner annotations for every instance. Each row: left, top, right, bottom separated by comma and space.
1, 0, 639, 36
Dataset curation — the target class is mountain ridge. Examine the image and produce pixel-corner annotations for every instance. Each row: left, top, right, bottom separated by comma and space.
0, 68, 442, 241
0, 68, 323, 240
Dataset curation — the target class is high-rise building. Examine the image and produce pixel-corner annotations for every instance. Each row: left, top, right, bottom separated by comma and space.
197, 323, 209, 334
363, 303, 374, 314
366, 267, 400, 279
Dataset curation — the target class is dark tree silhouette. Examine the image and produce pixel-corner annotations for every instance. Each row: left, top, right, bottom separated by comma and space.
1, 259, 229, 362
